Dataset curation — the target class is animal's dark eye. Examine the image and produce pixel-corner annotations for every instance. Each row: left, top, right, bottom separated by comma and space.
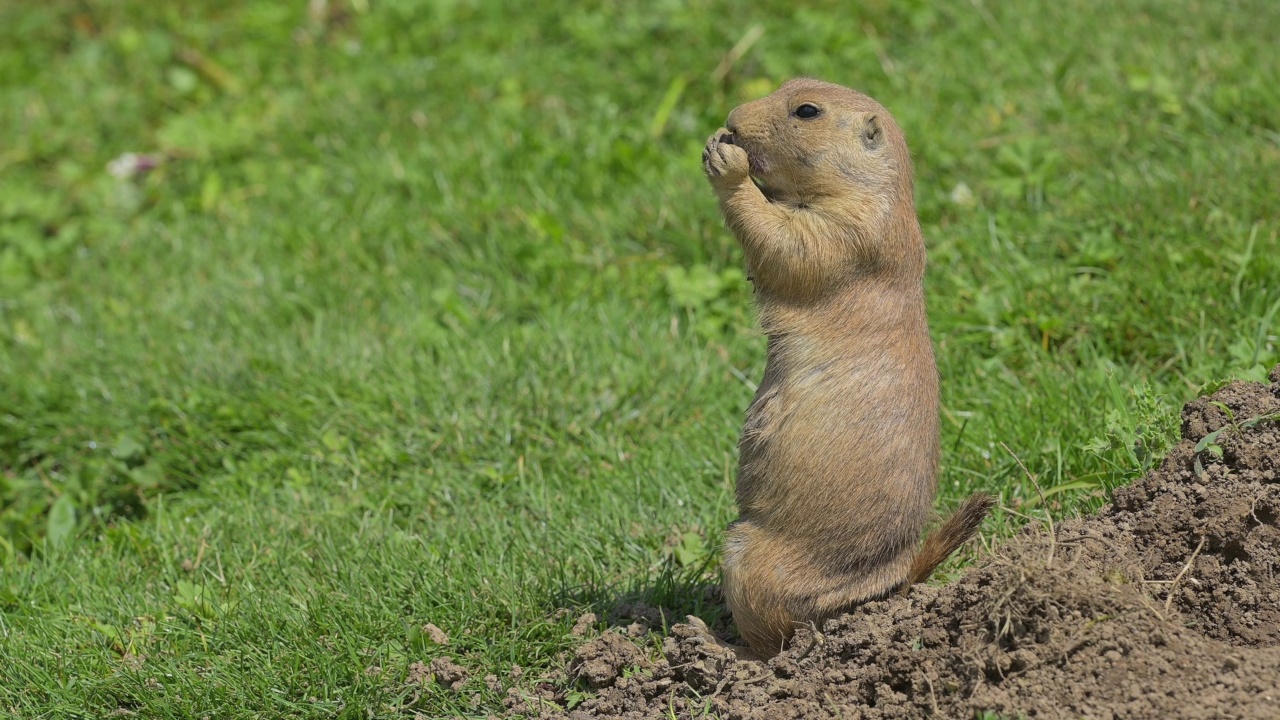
794, 104, 821, 119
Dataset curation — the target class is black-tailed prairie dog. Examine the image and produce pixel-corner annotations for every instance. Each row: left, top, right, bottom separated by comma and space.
700, 77, 993, 659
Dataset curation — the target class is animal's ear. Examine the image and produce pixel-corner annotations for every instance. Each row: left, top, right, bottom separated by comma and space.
861, 114, 883, 150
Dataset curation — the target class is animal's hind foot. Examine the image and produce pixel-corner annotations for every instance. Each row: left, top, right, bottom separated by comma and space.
683, 615, 765, 663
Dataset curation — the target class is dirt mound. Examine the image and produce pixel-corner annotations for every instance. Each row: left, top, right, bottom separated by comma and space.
520, 366, 1280, 719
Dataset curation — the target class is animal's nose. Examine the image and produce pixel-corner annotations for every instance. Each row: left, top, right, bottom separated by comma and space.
725, 109, 740, 134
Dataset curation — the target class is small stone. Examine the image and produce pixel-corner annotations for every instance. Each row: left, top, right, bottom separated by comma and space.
422, 622, 449, 644
571, 612, 598, 637
406, 661, 430, 684
429, 657, 468, 689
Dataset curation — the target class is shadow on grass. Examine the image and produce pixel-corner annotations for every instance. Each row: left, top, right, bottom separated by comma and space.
554, 552, 739, 644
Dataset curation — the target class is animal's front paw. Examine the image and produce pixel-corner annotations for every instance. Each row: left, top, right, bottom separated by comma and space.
702, 129, 750, 187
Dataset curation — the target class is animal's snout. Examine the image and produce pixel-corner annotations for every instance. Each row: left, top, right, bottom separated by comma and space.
725, 108, 741, 135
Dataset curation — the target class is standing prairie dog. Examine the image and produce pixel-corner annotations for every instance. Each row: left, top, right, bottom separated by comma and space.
700, 78, 993, 659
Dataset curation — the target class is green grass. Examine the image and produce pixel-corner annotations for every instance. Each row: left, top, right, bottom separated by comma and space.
1, 0, 1278, 717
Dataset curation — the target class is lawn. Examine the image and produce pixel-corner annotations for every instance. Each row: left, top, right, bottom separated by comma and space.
1, 0, 1277, 717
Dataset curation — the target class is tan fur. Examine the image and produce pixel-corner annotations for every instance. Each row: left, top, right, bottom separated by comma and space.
701, 78, 992, 658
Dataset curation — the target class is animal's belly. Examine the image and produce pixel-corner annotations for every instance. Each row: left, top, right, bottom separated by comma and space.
737, 380, 864, 502
735, 370, 933, 537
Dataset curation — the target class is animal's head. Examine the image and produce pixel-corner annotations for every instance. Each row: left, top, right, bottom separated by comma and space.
724, 78, 913, 211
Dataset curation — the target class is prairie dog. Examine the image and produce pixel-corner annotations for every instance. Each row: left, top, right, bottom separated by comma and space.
700, 78, 992, 658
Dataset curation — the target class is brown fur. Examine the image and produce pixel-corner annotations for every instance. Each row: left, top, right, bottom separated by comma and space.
700, 78, 992, 658
904, 492, 996, 589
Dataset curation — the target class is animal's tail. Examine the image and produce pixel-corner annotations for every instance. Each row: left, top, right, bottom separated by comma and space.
901, 493, 995, 591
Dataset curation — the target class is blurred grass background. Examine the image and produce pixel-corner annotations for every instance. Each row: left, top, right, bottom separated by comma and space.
1, 0, 1277, 716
